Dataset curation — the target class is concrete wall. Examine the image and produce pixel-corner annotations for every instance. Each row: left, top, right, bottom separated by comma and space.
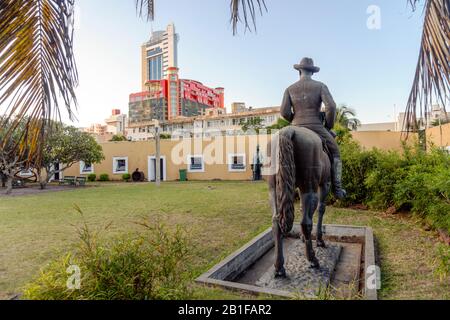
426, 123, 450, 149
352, 131, 417, 151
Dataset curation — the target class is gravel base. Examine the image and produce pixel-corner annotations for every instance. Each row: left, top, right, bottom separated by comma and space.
256, 241, 342, 297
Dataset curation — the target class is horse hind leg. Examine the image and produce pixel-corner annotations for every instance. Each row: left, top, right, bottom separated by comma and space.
301, 191, 320, 269
317, 181, 331, 248
269, 175, 286, 278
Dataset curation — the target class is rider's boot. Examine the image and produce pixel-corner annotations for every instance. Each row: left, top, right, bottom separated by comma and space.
332, 158, 346, 200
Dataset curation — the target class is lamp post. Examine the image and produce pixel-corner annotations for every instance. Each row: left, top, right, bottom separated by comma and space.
154, 119, 161, 187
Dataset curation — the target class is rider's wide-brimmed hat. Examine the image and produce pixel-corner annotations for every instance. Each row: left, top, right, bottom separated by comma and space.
294, 57, 320, 73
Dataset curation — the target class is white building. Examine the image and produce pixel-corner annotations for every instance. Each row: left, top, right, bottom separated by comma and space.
359, 105, 449, 132
105, 109, 128, 136
127, 107, 281, 141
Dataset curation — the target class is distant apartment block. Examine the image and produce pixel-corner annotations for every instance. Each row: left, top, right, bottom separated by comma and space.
141, 23, 179, 90
231, 102, 247, 114
129, 67, 225, 125
81, 109, 128, 143
105, 109, 128, 136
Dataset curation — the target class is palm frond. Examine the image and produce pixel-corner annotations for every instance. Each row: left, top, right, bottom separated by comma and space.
0, 0, 78, 164
408, 0, 422, 11
135, 0, 155, 21
404, 0, 450, 132
230, 0, 267, 35
135, 0, 267, 34
336, 105, 361, 131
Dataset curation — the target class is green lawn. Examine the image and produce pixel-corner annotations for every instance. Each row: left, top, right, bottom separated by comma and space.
0, 182, 448, 299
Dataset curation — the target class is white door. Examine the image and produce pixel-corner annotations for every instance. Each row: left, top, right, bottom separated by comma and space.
148, 156, 166, 182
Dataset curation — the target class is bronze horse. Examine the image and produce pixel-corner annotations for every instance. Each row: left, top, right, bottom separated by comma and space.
266, 125, 331, 277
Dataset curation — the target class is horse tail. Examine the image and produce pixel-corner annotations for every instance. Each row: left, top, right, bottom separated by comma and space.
276, 129, 296, 236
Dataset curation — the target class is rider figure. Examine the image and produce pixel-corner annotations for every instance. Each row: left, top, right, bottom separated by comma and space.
280, 57, 346, 199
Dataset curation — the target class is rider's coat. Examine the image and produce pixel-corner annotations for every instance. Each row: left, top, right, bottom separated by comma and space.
280, 77, 340, 158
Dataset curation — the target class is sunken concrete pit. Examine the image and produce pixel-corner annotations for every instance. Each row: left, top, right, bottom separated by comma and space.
196, 224, 377, 300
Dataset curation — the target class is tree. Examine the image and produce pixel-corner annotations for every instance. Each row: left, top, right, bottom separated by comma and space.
267, 117, 290, 130
431, 118, 450, 127
240, 117, 264, 134
0, 0, 78, 165
38, 124, 105, 189
110, 134, 128, 142
0, 118, 32, 194
335, 105, 361, 131
404, 0, 450, 132
0, 0, 448, 158
265, 117, 290, 134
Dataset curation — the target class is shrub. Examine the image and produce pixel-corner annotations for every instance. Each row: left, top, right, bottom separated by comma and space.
122, 173, 131, 182
339, 138, 377, 206
87, 174, 96, 182
339, 137, 450, 233
393, 148, 450, 232
160, 133, 172, 140
364, 149, 406, 209
433, 244, 450, 282
22, 213, 192, 300
98, 174, 109, 182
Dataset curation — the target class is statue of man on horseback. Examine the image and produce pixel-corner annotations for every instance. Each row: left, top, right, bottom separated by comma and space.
281, 57, 346, 199
266, 58, 346, 277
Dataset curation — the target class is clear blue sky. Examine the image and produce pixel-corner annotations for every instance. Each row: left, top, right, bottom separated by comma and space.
72, 0, 425, 126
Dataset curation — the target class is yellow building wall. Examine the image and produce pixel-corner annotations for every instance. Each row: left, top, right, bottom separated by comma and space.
426, 123, 450, 148
64, 136, 269, 181
352, 131, 417, 151
65, 128, 447, 182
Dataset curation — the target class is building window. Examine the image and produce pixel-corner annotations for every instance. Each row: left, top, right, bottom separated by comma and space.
187, 155, 204, 172
147, 47, 162, 57
80, 161, 94, 175
147, 55, 163, 80
228, 154, 246, 172
113, 157, 128, 174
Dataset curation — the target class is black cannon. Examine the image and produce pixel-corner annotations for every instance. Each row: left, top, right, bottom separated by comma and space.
132, 169, 145, 182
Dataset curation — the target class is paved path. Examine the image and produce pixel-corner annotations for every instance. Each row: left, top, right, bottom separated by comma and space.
0, 184, 89, 197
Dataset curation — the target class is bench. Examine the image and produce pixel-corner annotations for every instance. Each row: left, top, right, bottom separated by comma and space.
59, 176, 76, 186
76, 177, 86, 186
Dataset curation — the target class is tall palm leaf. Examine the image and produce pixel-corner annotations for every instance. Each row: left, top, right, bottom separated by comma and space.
135, 0, 267, 34
404, 0, 450, 132
336, 105, 361, 131
136, 0, 155, 21
0, 0, 78, 164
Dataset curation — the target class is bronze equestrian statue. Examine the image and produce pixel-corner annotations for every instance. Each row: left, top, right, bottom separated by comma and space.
266, 58, 346, 277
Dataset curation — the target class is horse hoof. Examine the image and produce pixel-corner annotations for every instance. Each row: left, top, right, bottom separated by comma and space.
334, 189, 347, 200
309, 258, 320, 269
274, 269, 287, 278
317, 239, 327, 248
